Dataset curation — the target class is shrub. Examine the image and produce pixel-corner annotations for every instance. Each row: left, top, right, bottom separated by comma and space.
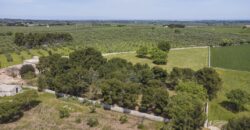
157, 41, 171, 52
136, 46, 148, 58
222, 116, 250, 130
37, 75, 47, 91
226, 89, 250, 111
75, 117, 82, 123
19, 64, 36, 79
137, 124, 144, 129
87, 117, 99, 127
150, 48, 167, 65
0, 90, 39, 123
89, 105, 96, 113
119, 115, 128, 124
5, 53, 13, 62
174, 29, 181, 34
59, 107, 70, 118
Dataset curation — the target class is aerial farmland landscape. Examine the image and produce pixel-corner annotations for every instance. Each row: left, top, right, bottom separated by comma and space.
0, 0, 250, 130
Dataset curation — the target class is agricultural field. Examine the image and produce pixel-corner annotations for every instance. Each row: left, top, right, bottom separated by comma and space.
1, 92, 163, 130
1, 25, 250, 54
1, 25, 250, 69
211, 44, 250, 71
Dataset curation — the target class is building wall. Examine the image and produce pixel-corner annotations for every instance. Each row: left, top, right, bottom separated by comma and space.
0, 86, 22, 97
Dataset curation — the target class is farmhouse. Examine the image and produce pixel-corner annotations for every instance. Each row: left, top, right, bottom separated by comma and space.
0, 84, 22, 97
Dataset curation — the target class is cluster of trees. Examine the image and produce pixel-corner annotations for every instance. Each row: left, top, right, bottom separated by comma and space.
0, 90, 39, 123
219, 38, 250, 47
14, 32, 73, 48
167, 24, 185, 28
170, 67, 222, 100
136, 41, 170, 65
0, 31, 13, 36
37, 48, 222, 129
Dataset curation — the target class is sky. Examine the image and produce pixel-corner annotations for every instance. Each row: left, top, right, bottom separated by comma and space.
0, 0, 250, 20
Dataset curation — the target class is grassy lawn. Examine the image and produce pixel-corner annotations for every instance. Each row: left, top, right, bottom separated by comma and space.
105, 47, 208, 71
211, 44, 250, 71
1, 92, 163, 130
209, 69, 250, 121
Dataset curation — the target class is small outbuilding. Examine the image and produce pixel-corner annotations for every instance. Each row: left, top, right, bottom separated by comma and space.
0, 84, 22, 97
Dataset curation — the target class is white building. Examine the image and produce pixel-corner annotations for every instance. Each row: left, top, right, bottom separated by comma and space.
0, 84, 22, 97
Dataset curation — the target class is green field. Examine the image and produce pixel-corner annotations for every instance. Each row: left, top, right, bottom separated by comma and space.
209, 69, 250, 121
211, 44, 250, 71
106, 47, 208, 71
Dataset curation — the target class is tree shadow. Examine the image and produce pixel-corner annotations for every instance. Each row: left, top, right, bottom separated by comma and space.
220, 101, 246, 113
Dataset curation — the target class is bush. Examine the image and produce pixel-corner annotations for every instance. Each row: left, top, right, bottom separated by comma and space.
37, 75, 47, 91
136, 46, 148, 58
89, 105, 96, 113
150, 48, 167, 65
0, 90, 39, 123
20, 64, 36, 79
59, 107, 70, 118
87, 117, 99, 127
119, 115, 128, 124
157, 41, 171, 52
226, 89, 250, 111
75, 117, 82, 123
222, 116, 250, 130
5, 53, 13, 62
137, 124, 144, 129
6, 31, 13, 36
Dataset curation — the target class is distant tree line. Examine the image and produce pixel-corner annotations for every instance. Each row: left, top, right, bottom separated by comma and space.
14, 32, 73, 48
166, 24, 185, 28
219, 38, 250, 47
0, 90, 39, 123
0, 32, 13, 36
37, 47, 222, 129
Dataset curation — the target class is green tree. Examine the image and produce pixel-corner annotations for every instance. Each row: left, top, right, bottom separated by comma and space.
157, 41, 171, 52
140, 87, 169, 115
136, 46, 148, 58
38, 75, 47, 91
69, 48, 107, 70
100, 79, 139, 109
222, 116, 250, 130
195, 67, 222, 100
54, 68, 89, 96
152, 66, 168, 82
133, 63, 153, 84
150, 49, 167, 65
167, 93, 206, 130
226, 89, 250, 111
176, 81, 207, 101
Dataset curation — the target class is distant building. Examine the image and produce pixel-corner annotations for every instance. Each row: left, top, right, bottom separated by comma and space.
245, 25, 250, 28
0, 84, 22, 97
